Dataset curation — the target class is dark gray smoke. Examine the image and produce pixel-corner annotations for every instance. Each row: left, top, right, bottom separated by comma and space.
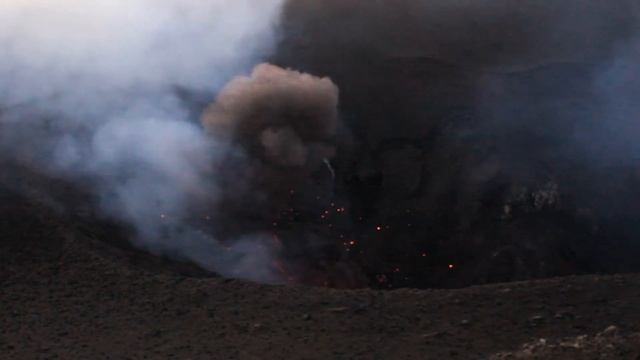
270, 0, 640, 288
281, 0, 639, 70
0, 0, 288, 283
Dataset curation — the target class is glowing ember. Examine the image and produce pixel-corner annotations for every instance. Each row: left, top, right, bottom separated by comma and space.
272, 260, 294, 283
271, 234, 283, 248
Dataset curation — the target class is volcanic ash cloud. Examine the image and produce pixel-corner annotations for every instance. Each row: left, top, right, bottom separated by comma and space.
202, 63, 339, 169
200, 64, 344, 284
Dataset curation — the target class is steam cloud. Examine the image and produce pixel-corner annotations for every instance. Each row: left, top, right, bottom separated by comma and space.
0, 0, 292, 282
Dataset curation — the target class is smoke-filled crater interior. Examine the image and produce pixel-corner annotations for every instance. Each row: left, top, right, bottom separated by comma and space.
2, 0, 640, 289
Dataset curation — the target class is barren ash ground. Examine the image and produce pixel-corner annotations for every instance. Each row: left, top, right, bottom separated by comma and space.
2, 182, 640, 359
4, 1, 640, 359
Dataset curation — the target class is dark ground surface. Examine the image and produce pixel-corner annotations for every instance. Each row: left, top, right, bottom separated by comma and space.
2, 186, 640, 359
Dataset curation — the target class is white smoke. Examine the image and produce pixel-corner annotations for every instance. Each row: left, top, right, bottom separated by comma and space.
0, 0, 286, 282
0, 0, 282, 95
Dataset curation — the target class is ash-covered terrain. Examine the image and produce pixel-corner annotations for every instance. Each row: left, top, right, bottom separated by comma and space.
3, 1, 640, 358
2, 182, 640, 359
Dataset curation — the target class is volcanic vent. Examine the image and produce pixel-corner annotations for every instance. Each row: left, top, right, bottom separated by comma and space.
3, 0, 640, 290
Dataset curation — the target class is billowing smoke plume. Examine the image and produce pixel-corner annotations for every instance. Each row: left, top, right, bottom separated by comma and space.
203, 63, 338, 168
0, 0, 288, 282
200, 64, 342, 266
